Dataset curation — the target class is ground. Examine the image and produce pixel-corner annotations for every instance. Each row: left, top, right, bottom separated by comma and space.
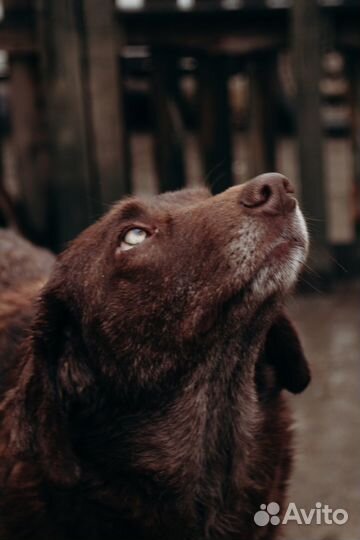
285, 279, 360, 540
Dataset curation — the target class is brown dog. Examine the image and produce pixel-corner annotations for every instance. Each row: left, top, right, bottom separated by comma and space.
0, 174, 310, 540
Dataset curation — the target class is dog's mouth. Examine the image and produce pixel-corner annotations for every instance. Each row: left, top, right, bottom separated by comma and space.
226, 207, 309, 305
266, 235, 307, 267
250, 214, 308, 298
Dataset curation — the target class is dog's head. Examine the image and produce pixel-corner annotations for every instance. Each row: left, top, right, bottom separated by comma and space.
14, 174, 311, 483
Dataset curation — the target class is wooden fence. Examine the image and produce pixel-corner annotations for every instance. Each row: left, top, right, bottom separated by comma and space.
0, 0, 359, 280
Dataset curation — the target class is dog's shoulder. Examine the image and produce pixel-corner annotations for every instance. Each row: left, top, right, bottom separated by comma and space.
0, 230, 54, 294
0, 230, 55, 396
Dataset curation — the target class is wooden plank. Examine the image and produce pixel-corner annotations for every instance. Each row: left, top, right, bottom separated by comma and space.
38, 0, 130, 250
0, 135, 19, 229
347, 55, 360, 237
82, 0, 131, 206
8, 53, 50, 243
247, 52, 277, 177
3, 0, 33, 8
292, 0, 332, 280
151, 51, 186, 192
0, 28, 36, 53
338, 30, 360, 51
123, 32, 284, 55
120, 24, 285, 55
198, 54, 232, 194
117, 8, 287, 54
37, 0, 96, 249
0, 0, 36, 52
335, 12, 360, 50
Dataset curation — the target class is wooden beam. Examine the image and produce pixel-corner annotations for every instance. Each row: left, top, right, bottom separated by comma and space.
116, 10, 287, 54
151, 51, 186, 193
37, 0, 98, 249
292, 0, 332, 280
82, 0, 131, 206
9, 53, 50, 243
198, 54, 233, 194
347, 54, 360, 240
38, 0, 129, 247
37, 0, 131, 249
3, 0, 33, 8
0, 28, 36, 53
0, 0, 36, 52
247, 52, 277, 178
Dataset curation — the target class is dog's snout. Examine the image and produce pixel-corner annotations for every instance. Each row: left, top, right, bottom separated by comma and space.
239, 173, 296, 216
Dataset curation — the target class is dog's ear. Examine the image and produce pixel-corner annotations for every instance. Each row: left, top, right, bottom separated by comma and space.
264, 312, 311, 394
10, 277, 94, 486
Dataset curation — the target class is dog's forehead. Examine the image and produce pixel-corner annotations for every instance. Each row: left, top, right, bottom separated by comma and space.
152, 188, 212, 208
112, 188, 212, 221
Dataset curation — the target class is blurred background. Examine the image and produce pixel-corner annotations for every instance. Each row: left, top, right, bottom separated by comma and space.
0, 0, 359, 539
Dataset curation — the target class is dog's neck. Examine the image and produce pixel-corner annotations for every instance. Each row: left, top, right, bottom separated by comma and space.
70, 334, 264, 505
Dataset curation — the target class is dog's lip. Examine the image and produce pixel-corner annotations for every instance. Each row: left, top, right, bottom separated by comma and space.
268, 241, 293, 259
270, 235, 307, 256
261, 233, 308, 276
208, 236, 305, 324
228, 235, 306, 304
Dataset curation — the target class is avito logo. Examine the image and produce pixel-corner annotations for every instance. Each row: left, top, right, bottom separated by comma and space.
254, 501, 348, 527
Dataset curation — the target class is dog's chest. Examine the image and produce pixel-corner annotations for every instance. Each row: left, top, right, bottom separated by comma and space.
130, 358, 260, 504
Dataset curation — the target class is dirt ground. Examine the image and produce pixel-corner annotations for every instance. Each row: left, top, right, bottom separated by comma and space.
285, 280, 360, 540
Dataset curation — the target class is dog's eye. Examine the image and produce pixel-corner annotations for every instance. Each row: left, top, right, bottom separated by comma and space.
120, 228, 149, 251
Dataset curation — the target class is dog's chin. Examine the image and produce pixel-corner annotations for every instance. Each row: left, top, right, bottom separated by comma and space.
249, 206, 309, 301
220, 241, 306, 328
250, 242, 307, 300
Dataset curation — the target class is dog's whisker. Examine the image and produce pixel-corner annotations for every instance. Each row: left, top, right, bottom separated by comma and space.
299, 276, 323, 295
329, 254, 348, 273
204, 159, 226, 185
304, 217, 325, 223
210, 172, 227, 191
301, 261, 322, 278
302, 212, 325, 223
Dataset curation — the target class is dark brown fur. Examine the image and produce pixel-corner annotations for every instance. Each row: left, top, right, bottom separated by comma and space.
0, 231, 55, 398
0, 183, 310, 540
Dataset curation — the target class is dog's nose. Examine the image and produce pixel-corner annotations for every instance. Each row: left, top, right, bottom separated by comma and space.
239, 173, 296, 216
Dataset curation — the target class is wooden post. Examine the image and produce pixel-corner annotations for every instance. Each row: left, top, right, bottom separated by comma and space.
248, 52, 277, 178
292, 0, 332, 280
9, 53, 50, 244
37, 0, 95, 249
81, 0, 131, 206
198, 54, 233, 194
151, 51, 186, 193
347, 55, 360, 235
37, 0, 130, 249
